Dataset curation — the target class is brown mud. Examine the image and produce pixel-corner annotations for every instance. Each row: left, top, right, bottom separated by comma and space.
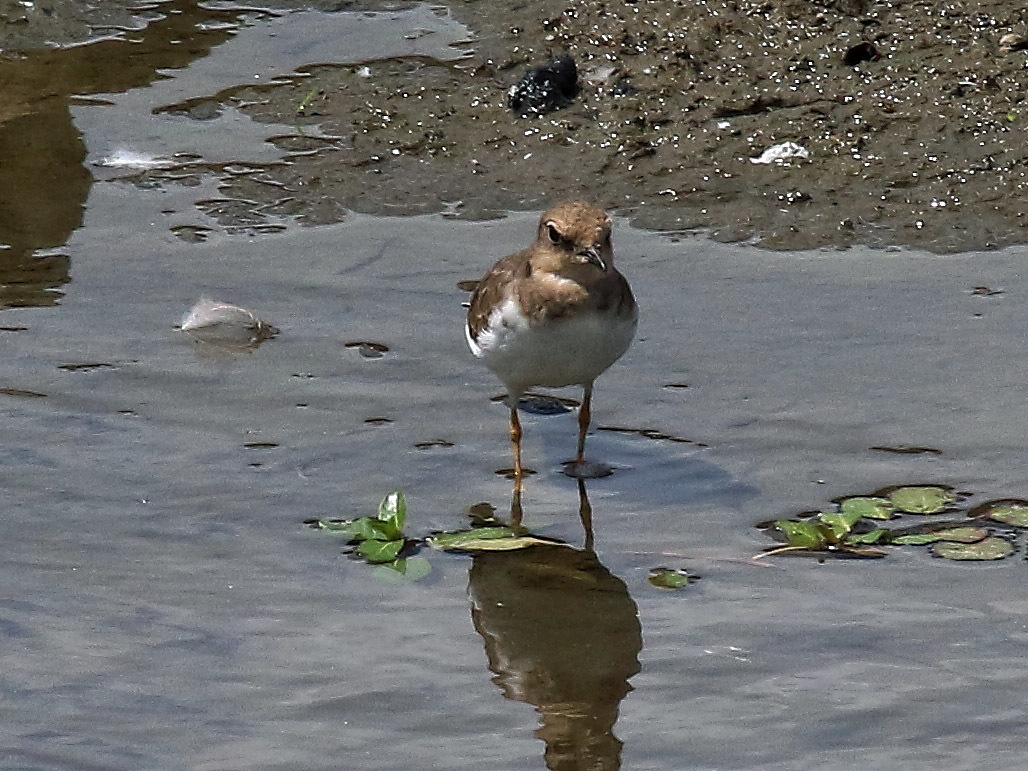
5, 0, 1028, 252
223, 0, 1028, 252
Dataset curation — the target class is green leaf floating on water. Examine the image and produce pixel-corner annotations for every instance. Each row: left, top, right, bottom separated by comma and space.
318, 516, 382, 542
358, 538, 405, 563
892, 532, 939, 546
317, 491, 408, 544
775, 520, 829, 550
648, 568, 696, 589
893, 527, 988, 546
887, 486, 956, 514
976, 500, 1028, 528
428, 526, 564, 552
846, 529, 891, 545
818, 509, 863, 540
839, 496, 896, 521
429, 526, 516, 549
931, 536, 1014, 561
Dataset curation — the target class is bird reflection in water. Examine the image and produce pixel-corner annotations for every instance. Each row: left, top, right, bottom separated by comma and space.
468, 480, 642, 770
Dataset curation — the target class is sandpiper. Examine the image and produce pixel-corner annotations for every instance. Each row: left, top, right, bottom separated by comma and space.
465, 201, 637, 489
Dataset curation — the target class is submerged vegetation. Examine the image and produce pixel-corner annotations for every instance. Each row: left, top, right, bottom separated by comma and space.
757, 485, 1027, 562
312, 482, 1028, 583
309, 490, 577, 582
309, 490, 696, 589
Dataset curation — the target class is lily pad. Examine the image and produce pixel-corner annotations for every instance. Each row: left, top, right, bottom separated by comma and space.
892, 532, 941, 546
839, 496, 896, 521
975, 499, 1028, 528
894, 526, 988, 546
887, 485, 956, 514
648, 568, 697, 589
931, 536, 1013, 561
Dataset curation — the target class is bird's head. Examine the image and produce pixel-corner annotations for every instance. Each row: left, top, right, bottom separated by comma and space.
532, 201, 614, 277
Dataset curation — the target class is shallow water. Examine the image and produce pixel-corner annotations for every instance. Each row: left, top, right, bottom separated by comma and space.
3, 5, 1028, 771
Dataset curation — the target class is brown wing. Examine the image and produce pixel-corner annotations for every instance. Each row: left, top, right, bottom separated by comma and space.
466, 249, 531, 339
516, 265, 636, 324
591, 268, 637, 318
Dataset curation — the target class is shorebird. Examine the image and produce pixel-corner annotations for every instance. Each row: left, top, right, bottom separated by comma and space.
465, 201, 637, 490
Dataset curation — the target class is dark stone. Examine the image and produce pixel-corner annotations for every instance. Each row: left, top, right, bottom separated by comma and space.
843, 41, 881, 66
507, 55, 579, 117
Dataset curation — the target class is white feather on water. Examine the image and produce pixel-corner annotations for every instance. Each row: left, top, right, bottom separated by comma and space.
180, 297, 278, 347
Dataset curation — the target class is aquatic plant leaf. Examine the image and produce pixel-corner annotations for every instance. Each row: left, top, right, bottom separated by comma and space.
933, 527, 988, 543
372, 557, 432, 582
895, 527, 988, 546
463, 536, 568, 551
888, 486, 956, 514
428, 526, 517, 550
931, 537, 1013, 561
846, 529, 891, 545
837, 546, 888, 558
318, 516, 380, 542
648, 568, 696, 589
818, 509, 863, 539
980, 500, 1028, 527
893, 532, 942, 545
895, 528, 979, 546
428, 526, 564, 552
839, 496, 896, 521
775, 520, 828, 550
358, 538, 405, 564
375, 491, 406, 541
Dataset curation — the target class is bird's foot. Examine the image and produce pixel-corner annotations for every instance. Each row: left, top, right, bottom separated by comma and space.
496, 467, 537, 480
562, 459, 614, 479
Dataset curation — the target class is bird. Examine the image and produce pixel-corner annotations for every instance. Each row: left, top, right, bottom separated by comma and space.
465, 200, 637, 492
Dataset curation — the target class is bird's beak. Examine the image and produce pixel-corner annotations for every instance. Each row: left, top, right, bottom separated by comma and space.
578, 246, 606, 271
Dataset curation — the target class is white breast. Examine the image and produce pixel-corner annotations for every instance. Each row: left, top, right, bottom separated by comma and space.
467, 297, 637, 399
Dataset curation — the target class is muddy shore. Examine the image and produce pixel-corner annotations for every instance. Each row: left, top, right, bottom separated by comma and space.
5, 0, 1028, 252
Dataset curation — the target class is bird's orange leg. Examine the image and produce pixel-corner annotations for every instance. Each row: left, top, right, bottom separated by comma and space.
509, 405, 524, 495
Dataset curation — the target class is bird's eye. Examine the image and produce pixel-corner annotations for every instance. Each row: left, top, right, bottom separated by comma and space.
546, 223, 561, 244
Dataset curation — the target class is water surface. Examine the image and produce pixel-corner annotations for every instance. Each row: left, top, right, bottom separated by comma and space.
2, 5, 1028, 771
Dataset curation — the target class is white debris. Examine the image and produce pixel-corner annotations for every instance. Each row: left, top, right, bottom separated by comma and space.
999, 33, 1028, 52
180, 297, 277, 347
582, 65, 617, 85
749, 142, 810, 165
356, 66, 372, 78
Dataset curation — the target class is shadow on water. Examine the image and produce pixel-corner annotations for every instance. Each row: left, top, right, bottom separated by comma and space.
0, 0, 250, 307
468, 481, 642, 771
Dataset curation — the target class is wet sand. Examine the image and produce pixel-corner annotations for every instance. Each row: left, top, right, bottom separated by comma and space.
8, 1, 1028, 252
222, 0, 1028, 253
